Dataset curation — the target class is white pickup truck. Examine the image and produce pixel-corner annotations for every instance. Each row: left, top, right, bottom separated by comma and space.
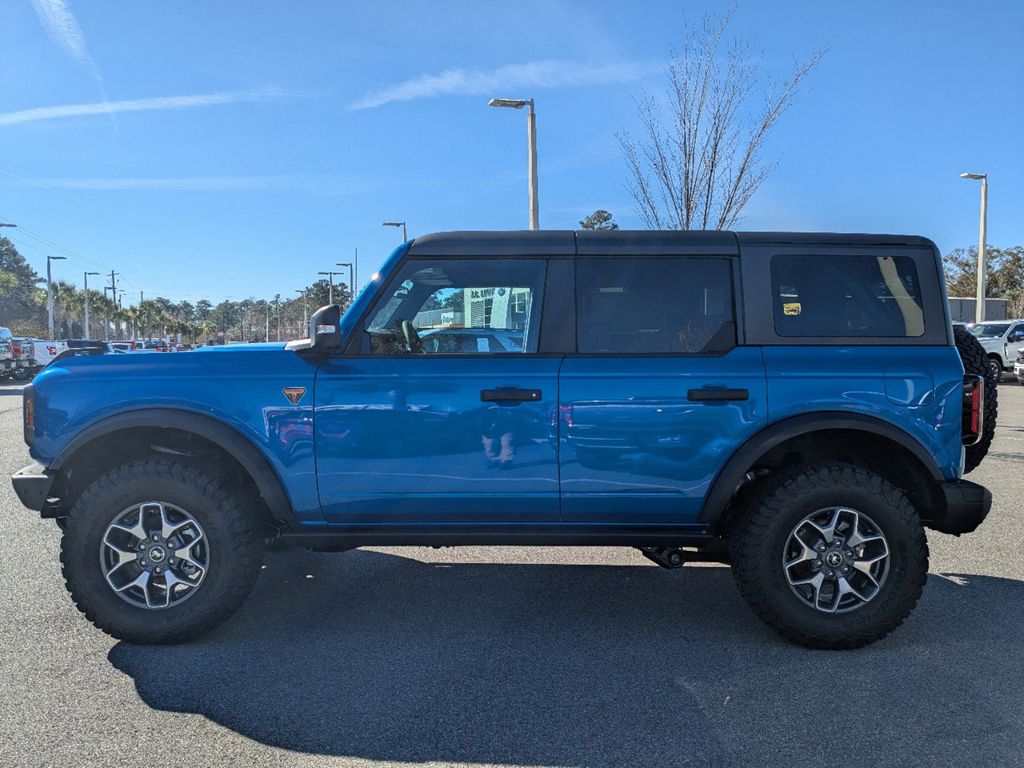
8, 337, 69, 381
971, 320, 1024, 380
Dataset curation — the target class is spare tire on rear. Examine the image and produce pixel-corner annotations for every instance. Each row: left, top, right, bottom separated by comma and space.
954, 325, 997, 473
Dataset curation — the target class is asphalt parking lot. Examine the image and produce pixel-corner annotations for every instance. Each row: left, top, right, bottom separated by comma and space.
1, 381, 1023, 768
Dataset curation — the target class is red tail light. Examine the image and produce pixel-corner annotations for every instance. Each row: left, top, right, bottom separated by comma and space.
962, 375, 985, 446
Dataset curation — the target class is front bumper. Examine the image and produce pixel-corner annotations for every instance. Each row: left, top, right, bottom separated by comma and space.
11, 462, 54, 511
928, 479, 992, 535
1015, 363, 1023, 379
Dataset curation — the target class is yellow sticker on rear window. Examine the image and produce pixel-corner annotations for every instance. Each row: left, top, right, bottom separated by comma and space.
783, 302, 802, 316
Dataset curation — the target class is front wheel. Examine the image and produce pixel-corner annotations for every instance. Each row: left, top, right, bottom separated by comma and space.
60, 458, 264, 643
730, 463, 928, 649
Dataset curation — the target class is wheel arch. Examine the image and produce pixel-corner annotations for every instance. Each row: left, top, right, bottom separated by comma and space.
700, 412, 946, 530
50, 408, 295, 526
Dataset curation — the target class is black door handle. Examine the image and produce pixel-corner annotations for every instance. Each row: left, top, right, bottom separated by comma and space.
687, 387, 749, 402
481, 387, 542, 403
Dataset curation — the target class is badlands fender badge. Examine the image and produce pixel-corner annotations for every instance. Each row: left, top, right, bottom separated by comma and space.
283, 387, 306, 405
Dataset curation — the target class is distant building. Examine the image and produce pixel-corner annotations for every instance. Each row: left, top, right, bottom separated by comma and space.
947, 297, 1008, 323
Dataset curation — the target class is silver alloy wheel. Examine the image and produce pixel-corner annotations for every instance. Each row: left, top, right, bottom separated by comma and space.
100, 501, 209, 610
783, 507, 890, 614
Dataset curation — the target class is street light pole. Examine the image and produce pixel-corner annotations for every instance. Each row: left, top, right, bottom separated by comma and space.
83, 271, 99, 339
488, 97, 538, 230
961, 172, 988, 323
46, 255, 67, 338
318, 271, 340, 305
383, 221, 408, 242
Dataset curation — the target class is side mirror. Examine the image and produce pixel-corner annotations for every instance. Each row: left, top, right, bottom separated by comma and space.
309, 305, 342, 351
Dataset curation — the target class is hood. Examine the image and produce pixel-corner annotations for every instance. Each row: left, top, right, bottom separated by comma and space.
34, 341, 294, 384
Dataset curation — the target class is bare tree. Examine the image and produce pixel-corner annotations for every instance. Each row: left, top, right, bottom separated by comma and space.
619, 9, 828, 230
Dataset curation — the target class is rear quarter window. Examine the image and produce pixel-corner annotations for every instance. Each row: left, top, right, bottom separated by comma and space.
771, 254, 924, 338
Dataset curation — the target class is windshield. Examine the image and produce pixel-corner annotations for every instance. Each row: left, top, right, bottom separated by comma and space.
970, 323, 1010, 338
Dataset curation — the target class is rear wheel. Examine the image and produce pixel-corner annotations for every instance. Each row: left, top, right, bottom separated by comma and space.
730, 463, 928, 649
954, 325, 998, 473
60, 458, 264, 643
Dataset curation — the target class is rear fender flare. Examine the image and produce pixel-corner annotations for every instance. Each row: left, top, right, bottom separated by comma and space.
699, 412, 944, 525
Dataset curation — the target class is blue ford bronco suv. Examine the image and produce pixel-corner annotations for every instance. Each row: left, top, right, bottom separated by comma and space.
12, 231, 995, 649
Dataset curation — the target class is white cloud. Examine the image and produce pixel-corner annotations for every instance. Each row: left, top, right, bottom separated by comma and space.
30, 0, 91, 65
350, 59, 658, 110
23, 175, 365, 194
0, 90, 279, 127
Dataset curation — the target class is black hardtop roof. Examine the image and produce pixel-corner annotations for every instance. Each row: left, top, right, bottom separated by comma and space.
406, 230, 936, 257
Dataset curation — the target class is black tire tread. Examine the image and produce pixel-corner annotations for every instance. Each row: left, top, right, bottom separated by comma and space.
730, 462, 928, 650
60, 457, 263, 644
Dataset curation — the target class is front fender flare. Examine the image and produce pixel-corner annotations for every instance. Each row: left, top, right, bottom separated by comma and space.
50, 408, 294, 523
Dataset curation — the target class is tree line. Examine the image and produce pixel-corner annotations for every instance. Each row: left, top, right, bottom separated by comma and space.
0, 236, 352, 343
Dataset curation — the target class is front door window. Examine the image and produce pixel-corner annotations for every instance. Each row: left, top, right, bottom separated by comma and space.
365, 259, 545, 355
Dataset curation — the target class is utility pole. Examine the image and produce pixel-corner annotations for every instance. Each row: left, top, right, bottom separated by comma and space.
84, 271, 99, 339
275, 293, 281, 341
960, 172, 988, 323
107, 271, 119, 338
265, 305, 270, 342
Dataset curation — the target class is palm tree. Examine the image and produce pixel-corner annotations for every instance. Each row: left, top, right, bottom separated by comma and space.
53, 281, 82, 338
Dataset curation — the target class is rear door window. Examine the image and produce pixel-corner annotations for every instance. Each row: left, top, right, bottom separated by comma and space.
576, 258, 734, 354
771, 254, 924, 338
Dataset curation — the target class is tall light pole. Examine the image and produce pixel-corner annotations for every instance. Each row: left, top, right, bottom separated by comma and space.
383, 221, 407, 242
46, 255, 67, 338
83, 271, 99, 339
0, 222, 16, 229
488, 97, 538, 230
337, 262, 354, 302
275, 294, 281, 342
296, 289, 308, 329
318, 270, 341, 305
960, 172, 988, 323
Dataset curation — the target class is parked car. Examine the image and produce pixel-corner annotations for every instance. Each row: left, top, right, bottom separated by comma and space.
1015, 347, 1024, 385
969, 319, 1024, 380
12, 230, 994, 650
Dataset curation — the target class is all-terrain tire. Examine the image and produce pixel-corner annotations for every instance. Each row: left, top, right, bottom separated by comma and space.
954, 325, 998, 473
60, 458, 264, 644
730, 462, 928, 650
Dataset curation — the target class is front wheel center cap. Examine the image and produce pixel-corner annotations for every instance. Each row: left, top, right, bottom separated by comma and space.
825, 551, 844, 568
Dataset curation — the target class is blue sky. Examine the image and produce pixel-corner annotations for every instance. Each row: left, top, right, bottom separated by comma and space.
1, 0, 1021, 304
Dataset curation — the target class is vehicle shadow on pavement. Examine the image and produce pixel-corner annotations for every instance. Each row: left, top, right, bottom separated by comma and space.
109, 551, 1024, 768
